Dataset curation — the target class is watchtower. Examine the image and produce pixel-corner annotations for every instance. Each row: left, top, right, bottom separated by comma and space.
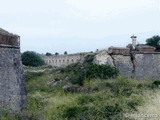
131, 35, 137, 49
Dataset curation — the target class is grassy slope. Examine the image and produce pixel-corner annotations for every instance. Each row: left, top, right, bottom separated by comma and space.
2, 67, 159, 120
25, 69, 158, 120
136, 90, 160, 120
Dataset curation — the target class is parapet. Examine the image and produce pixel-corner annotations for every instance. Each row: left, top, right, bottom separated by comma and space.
108, 47, 130, 55
135, 44, 156, 53
0, 28, 20, 48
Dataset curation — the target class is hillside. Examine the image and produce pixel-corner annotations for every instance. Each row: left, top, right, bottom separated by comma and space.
1, 63, 160, 120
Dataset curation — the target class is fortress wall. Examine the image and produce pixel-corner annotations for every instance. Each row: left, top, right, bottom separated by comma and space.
0, 47, 26, 111
134, 53, 160, 80
42, 54, 81, 67
0, 29, 26, 112
111, 55, 134, 78
94, 50, 160, 80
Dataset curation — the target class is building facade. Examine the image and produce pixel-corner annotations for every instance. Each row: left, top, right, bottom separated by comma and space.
42, 54, 81, 67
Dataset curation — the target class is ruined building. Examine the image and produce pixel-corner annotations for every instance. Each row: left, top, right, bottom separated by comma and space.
0, 28, 26, 111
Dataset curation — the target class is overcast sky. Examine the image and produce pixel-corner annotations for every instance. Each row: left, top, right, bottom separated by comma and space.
0, 0, 160, 54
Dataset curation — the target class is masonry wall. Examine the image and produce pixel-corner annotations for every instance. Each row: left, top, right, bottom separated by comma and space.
134, 53, 160, 80
42, 54, 81, 67
0, 45, 26, 111
94, 50, 160, 80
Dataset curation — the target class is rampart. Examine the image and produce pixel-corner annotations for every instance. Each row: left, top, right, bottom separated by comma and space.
0, 28, 26, 112
94, 46, 160, 80
43, 38, 160, 80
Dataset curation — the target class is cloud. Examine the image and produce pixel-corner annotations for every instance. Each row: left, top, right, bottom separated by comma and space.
66, 0, 157, 19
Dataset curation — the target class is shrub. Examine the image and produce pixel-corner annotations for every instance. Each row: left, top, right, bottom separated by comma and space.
62, 105, 84, 119
146, 35, 160, 51
152, 80, 160, 88
22, 51, 45, 67
59, 57, 119, 85
24, 72, 44, 82
45, 52, 52, 56
85, 64, 119, 80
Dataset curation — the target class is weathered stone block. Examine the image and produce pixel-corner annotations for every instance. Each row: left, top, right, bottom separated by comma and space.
0, 48, 26, 111
134, 53, 160, 80
93, 50, 114, 66
112, 55, 134, 78
0, 28, 26, 112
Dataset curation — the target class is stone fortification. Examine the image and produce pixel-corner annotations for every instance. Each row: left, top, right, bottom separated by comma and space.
0, 28, 26, 111
42, 54, 81, 67
43, 34, 160, 80
94, 49, 160, 80
134, 53, 160, 80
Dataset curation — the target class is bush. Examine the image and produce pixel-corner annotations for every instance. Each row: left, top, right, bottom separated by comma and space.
152, 80, 160, 88
59, 55, 119, 85
22, 51, 45, 67
86, 64, 119, 80
146, 35, 160, 51
45, 52, 52, 56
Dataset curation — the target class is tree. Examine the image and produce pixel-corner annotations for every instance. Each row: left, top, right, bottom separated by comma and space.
146, 35, 160, 51
21, 51, 45, 67
55, 52, 59, 55
46, 52, 52, 56
64, 51, 68, 55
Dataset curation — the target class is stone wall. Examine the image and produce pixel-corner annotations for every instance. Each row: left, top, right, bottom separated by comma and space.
108, 47, 130, 55
0, 35, 20, 47
94, 50, 160, 80
0, 28, 26, 112
134, 53, 160, 80
42, 54, 81, 67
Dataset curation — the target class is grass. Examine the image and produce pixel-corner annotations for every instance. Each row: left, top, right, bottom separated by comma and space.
135, 90, 160, 120
1, 67, 160, 120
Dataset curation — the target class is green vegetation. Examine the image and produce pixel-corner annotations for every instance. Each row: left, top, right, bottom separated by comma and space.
2, 53, 160, 119
58, 54, 119, 85
1, 67, 159, 120
45, 52, 52, 56
64, 51, 68, 55
55, 52, 59, 55
22, 51, 45, 67
146, 35, 160, 51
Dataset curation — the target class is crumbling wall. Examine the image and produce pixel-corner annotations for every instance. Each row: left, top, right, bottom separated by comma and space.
93, 50, 114, 66
94, 50, 160, 80
111, 55, 134, 78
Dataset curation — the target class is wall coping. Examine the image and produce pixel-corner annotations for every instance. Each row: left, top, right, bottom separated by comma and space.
0, 44, 20, 49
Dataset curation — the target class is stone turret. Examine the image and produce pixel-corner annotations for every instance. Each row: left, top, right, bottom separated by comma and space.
131, 35, 137, 49
0, 28, 26, 112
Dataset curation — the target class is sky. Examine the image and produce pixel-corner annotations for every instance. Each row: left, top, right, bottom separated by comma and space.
0, 0, 160, 54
